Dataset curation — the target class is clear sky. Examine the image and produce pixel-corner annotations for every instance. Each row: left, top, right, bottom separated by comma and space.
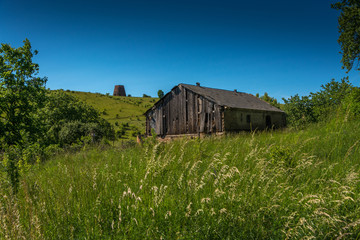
1, 0, 359, 100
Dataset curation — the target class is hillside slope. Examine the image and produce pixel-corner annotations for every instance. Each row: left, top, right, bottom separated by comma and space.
1, 117, 359, 239
65, 91, 158, 138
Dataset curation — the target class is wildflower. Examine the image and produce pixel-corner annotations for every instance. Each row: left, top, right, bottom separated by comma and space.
150, 207, 155, 217
219, 208, 227, 214
201, 198, 211, 204
195, 209, 203, 216
185, 202, 192, 217
165, 211, 172, 219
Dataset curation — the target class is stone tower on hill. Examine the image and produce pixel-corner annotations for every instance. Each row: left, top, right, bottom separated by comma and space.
113, 85, 126, 96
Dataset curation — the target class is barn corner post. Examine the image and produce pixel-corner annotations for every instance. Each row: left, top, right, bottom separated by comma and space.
221, 106, 225, 134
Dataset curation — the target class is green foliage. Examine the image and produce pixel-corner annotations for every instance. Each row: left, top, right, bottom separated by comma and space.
66, 91, 157, 138
310, 77, 353, 121
1, 146, 21, 193
257, 92, 280, 108
116, 128, 125, 138
58, 121, 109, 145
283, 78, 354, 127
269, 146, 296, 168
38, 90, 115, 146
1, 118, 360, 238
342, 86, 360, 117
157, 89, 164, 98
0, 39, 47, 146
130, 125, 141, 137
142, 94, 151, 98
282, 94, 315, 127
332, 0, 360, 72
0, 39, 47, 191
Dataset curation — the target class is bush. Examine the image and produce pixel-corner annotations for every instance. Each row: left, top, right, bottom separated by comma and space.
282, 78, 354, 127
37, 91, 115, 146
342, 87, 360, 117
310, 77, 353, 121
116, 128, 125, 138
282, 95, 315, 127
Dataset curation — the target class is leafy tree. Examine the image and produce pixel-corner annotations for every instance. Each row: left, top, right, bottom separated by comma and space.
143, 94, 151, 98
282, 95, 315, 128
343, 86, 360, 116
283, 78, 354, 127
157, 90, 164, 98
310, 77, 353, 120
0, 39, 47, 146
0, 39, 47, 192
257, 92, 281, 108
332, 0, 360, 72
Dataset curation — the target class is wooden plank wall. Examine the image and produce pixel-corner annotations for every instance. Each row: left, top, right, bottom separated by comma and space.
146, 85, 224, 136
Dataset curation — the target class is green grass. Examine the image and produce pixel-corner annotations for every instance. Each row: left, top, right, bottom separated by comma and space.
64, 90, 158, 137
1, 116, 360, 239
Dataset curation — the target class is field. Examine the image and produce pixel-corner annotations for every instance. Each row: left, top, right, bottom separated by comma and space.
1, 114, 359, 239
65, 91, 158, 138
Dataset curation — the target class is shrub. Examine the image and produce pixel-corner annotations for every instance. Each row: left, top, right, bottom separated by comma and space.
282, 78, 354, 127
37, 91, 115, 146
342, 87, 360, 117
116, 128, 125, 138
282, 95, 315, 127
310, 77, 353, 121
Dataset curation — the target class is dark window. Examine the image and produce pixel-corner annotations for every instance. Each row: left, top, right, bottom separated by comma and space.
246, 115, 251, 123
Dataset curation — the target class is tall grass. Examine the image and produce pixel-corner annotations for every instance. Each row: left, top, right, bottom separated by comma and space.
1, 118, 360, 239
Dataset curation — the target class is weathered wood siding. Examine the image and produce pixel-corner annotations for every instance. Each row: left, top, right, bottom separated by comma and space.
146, 85, 223, 136
145, 86, 286, 136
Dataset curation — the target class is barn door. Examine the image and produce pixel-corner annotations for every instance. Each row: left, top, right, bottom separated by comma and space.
266, 115, 272, 129
162, 114, 167, 137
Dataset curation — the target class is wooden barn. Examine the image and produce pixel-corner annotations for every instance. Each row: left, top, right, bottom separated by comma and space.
145, 83, 286, 137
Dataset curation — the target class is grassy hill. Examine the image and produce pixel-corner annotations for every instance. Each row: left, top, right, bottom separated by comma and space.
1, 115, 359, 239
64, 90, 158, 138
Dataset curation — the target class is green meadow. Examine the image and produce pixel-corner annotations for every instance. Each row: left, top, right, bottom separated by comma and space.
1, 114, 359, 239
2, 2, 360, 238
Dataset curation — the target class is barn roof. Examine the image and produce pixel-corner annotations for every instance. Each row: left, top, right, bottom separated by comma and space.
180, 84, 284, 113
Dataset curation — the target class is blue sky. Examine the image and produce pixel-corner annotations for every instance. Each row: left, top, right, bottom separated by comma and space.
1, 0, 358, 100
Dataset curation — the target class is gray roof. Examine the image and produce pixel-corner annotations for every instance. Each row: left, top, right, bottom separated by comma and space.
180, 84, 284, 113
